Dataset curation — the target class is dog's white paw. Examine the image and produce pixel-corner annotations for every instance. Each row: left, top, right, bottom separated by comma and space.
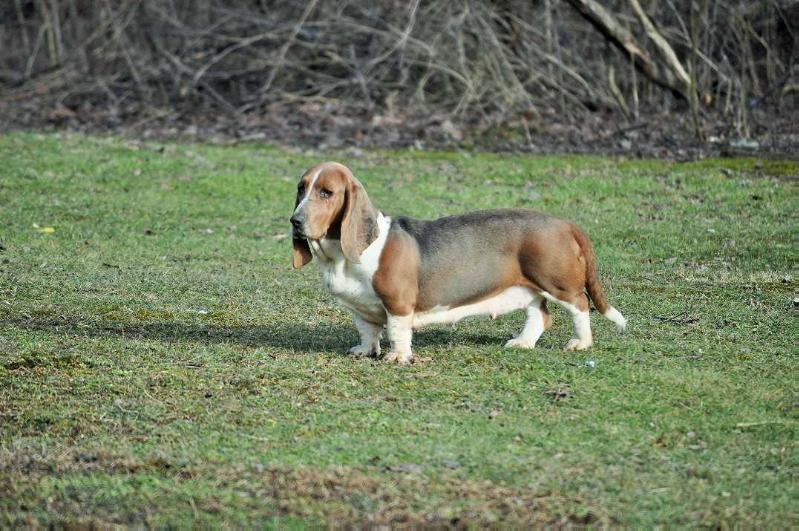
384, 351, 413, 365
347, 343, 380, 357
564, 338, 593, 351
504, 337, 536, 349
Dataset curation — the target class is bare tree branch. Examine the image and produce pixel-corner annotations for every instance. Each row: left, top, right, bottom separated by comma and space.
564, 0, 687, 100
629, 0, 691, 90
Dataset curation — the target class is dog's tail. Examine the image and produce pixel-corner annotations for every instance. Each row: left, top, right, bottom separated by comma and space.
572, 225, 627, 331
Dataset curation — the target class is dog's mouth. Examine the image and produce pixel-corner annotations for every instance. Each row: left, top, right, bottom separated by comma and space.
292, 226, 306, 239
293, 227, 327, 241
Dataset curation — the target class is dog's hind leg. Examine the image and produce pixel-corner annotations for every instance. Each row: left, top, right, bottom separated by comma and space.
505, 293, 548, 349
541, 292, 593, 351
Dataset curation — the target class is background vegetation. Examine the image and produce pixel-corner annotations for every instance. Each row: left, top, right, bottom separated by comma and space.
1, 1, 795, 151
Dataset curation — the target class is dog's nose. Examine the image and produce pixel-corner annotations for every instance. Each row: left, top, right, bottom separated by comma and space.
290, 215, 303, 231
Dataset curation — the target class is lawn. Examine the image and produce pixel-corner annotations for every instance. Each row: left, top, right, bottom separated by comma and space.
0, 133, 795, 527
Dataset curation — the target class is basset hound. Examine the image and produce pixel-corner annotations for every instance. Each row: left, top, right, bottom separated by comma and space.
290, 162, 627, 364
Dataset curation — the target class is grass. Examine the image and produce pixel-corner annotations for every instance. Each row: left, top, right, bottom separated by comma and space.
0, 132, 796, 527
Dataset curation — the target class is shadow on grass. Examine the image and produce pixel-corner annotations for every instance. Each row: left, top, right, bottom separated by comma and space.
1, 315, 505, 355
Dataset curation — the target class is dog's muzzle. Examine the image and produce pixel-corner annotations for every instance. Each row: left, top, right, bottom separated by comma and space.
290, 214, 304, 237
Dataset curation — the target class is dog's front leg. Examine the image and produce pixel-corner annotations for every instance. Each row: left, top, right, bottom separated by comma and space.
347, 313, 382, 357
384, 313, 414, 365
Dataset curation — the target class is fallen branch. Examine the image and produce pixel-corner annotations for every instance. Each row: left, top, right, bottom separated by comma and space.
564, 0, 686, 100
629, 0, 691, 90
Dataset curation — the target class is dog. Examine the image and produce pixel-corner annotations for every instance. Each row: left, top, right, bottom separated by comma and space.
290, 162, 626, 364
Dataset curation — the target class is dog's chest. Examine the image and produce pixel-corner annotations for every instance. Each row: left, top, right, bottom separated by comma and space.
326, 261, 374, 300
321, 260, 385, 322
312, 216, 391, 323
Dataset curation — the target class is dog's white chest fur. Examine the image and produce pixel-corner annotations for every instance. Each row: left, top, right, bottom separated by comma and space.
311, 214, 391, 324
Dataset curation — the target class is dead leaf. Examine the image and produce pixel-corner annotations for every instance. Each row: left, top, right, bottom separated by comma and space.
47, 105, 76, 122
544, 388, 569, 402
32, 223, 55, 234
387, 463, 423, 474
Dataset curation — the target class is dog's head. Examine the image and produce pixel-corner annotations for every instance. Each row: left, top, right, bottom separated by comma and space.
290, 162, 378, 268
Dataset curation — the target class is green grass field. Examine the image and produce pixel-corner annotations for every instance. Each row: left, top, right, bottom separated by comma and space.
0, 133, 796, 527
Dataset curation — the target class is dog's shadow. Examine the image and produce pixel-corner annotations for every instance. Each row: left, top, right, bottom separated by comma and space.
1, 315, 506, 355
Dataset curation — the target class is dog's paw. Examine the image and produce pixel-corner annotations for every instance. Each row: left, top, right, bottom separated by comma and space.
564, 338, 593, 351
504, 337, 536, 349
347, 344, 380, 357
384, 350, 413, 365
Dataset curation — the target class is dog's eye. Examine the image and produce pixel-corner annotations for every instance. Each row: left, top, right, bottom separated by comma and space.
319, 189, 332, 199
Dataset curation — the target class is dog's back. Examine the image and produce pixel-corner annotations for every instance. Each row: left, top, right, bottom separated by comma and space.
389, 209, 575, 311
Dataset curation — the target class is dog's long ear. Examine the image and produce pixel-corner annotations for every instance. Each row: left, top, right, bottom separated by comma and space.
293, 237, 312, 268
340, 176, 378, 263
292, 192, 312, 269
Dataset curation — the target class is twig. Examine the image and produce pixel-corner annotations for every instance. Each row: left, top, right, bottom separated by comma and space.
689, 0, 706, 141
654, 312, 699, 324
735, 421, 790, 429
611, 122, 649, 138
258, 0, 319, 101
629, 0, 691, 90
608, 65, 632, 121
